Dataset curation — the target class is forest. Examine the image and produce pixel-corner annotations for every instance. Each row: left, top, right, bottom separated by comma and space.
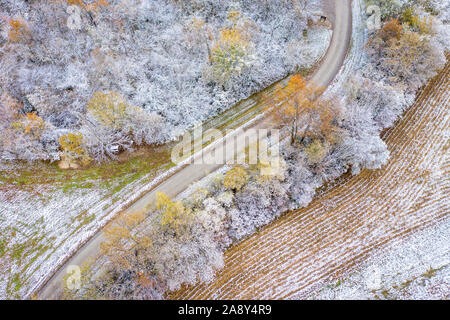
0, 0, 330, 164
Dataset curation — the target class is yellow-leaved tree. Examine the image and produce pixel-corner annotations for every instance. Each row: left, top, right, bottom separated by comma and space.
210, 27, 250, 85
304, 139, 329, 165
100, 211, 151, 270
223, 165, 249, 191
87, 91, 128, 129
8, 17, 31, 43
401, 6, 432, 34
59, 132, 92, 166
156, 192, 192, 233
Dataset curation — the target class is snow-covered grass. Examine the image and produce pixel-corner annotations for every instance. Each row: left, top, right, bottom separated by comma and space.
286, 26, 332, 75
0, 149, 174, 299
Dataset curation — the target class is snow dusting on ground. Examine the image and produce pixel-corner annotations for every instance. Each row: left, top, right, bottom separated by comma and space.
309, 219, 449, 300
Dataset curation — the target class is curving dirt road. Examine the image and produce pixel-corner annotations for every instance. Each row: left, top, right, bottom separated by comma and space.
169, 58, 450, 300
38, 0, 352, 299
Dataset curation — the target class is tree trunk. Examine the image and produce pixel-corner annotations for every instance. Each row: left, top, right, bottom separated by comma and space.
205, 39, 212, 64
291, 101, 299, 145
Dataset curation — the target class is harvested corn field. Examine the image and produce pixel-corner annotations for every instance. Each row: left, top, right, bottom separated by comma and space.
168, 57, 450, 300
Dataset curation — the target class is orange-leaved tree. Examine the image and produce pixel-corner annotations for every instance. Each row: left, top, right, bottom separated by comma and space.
379, 18, 403, 41
66, 0, 109, 12
269, 74, 342, 147
269, 75, 318, 144
11, 112, 45, 139
8, 17, 31, 43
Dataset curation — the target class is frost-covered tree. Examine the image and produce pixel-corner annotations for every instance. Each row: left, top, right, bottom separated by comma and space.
368, 19, 445, 91
281, 144, 320, 208
64, 211, 163, 300
149, 193, 224, 290
231, 177, 288, 240
0, 93, 60, 161
207, 26, 257, 87
200, 197, 232, 249
366, 0, 403, 21
337, 133, 390, 176
344, 74, 407, 130
79, 115, 134, 162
